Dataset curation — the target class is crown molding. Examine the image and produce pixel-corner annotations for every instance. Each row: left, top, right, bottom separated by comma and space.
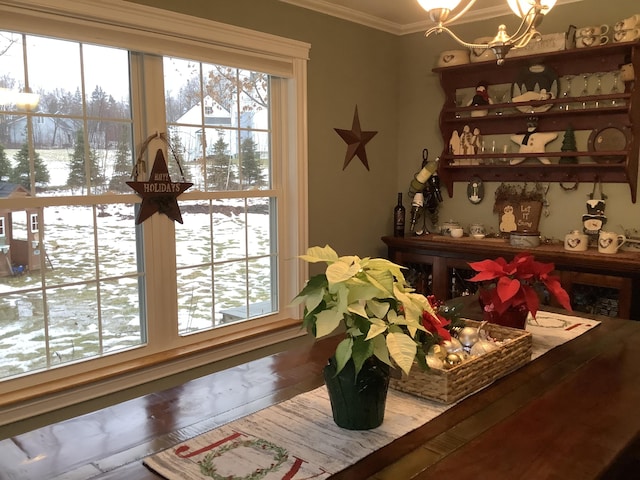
280, 0, 583, 36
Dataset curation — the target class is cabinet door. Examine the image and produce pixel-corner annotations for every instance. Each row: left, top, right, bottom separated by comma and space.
559, 271, 632, 318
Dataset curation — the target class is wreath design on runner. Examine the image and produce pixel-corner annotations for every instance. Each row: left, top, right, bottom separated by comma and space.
198, 438, 289, 480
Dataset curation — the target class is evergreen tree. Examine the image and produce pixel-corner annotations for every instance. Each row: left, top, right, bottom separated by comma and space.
560, 125, 578, 164
168, 129, 188, 182
108, 127, 133, 192
239, 136, 264, 189
9, 142, 50, 190
207, 136, 235, 190
0, 144, 10, 181
67, 129, 104, 192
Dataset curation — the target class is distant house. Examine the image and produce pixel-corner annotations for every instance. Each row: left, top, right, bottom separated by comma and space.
0, 182, 43, 276
5, 115, 78, 148
172, 95, 268, 160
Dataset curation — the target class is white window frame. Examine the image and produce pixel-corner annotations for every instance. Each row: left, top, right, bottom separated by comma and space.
29, 213, 38, 233
0, 0, 309, 426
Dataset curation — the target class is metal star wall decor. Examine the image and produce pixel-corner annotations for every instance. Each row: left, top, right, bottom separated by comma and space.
127, 149, 193, 224
334, 105, 377, 171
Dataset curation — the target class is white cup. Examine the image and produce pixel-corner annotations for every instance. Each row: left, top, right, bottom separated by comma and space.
598, 231, 626, 254
577, 35, 609, 48
450, 227, 464, 238
578, 24, 609, 37
469, 37, 496, 63
614, 28, 640, 43
615, 14, 640, 32
437, 49, 470, 67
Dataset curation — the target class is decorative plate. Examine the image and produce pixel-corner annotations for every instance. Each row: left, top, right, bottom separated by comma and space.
511, 64, 558, 113
588, 125, 629, 163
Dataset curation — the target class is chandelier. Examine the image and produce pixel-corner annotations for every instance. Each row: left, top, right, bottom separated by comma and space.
417, 0, 557, 64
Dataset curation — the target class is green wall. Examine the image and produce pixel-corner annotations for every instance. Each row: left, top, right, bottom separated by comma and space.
131, 0, 640, 252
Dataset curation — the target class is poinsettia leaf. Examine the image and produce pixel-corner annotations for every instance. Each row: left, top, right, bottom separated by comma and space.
326, 258, 360, 285
314, 308, 343, 337
365, 317, 387, 340
543, 276, 573, 311
352, 337, 374, 377
347, 300, 368, 319
521, 284, 540, 318
333, 337, 353, 376
386, 331, 417, 376
468, 271, 501, 282
371, 334, 392, 367
497, 277, 521, 303
299, 245, 338, 264
367, 299, 390, 319
468, 258, 506, 274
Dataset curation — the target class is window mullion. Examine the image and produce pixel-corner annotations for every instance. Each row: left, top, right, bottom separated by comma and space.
132, 53, 179, 347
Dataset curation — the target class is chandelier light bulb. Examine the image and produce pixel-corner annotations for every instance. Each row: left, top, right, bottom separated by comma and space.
507, 0, 556, 18
419, 0, 556, 64
417, 0, 463, 11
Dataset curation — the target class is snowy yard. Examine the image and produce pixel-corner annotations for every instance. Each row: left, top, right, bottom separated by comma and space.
0, 149, 273, 379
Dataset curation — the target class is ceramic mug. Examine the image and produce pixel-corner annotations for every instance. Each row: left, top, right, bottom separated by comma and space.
576, 35, 609, 48
598, 231, 626, 254
469, 223, 486, 236
578, 24, 609, 37
564, 230, 589, 252
614, 28, 640, 43
469, 37, 496, 63
615, 14, 640, 32
437, 49, 470, 67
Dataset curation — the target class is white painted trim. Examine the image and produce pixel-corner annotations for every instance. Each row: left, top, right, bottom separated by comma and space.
280, 0, 584, 36
0, 0, 310, 76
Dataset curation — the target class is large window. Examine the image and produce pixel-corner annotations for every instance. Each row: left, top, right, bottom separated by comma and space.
0, 0, 309, 425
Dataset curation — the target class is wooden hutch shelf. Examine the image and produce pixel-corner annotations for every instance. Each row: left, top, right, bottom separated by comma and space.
434, 41, 640, 202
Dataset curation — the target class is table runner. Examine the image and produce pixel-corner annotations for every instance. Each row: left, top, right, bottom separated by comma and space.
144, 312, 599, 480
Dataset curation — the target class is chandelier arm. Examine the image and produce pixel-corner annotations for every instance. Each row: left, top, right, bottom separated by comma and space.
425, 26, 492, 50
508, 3, 550, 42
438, 0, 478, 26
504, 9, 539, 41
511, 29, 541, 49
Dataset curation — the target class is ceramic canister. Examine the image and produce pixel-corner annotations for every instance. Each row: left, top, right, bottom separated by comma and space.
510, 230, 541, 248
564, 230, 589, 252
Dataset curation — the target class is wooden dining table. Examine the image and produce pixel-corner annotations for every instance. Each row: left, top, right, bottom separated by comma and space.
1, 310, 639, 479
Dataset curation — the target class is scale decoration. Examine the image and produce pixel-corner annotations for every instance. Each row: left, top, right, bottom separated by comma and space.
126, 132, 193, 225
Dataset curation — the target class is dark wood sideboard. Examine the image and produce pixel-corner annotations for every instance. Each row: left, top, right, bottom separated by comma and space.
382, 235, 640, 320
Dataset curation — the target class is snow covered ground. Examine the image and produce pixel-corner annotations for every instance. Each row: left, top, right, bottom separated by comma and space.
0, 150, 272, 379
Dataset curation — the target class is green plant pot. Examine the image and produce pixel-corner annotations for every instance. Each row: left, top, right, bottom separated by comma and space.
323, 356, 390, 430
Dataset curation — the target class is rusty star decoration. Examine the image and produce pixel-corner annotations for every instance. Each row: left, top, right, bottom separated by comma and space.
334, 105, 378, 171
127, 149, 193, 225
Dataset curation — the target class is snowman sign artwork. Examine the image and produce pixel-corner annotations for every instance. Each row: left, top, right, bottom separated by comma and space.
510, 118, 558, 165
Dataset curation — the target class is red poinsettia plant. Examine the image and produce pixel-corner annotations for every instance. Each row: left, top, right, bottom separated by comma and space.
468, 252, 572, 318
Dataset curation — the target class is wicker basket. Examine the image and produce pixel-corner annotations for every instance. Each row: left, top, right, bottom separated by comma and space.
390, 319, 532, 404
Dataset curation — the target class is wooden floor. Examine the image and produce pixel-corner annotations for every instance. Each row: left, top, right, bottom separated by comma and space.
1, 315, 640, 479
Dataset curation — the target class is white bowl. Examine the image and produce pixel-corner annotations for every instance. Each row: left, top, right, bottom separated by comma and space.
472, 233, 486, 239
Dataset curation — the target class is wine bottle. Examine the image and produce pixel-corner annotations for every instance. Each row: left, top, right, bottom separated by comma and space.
394, 192, 406, 237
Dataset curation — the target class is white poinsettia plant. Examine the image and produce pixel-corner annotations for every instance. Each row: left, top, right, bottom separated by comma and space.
291, 245, 437, 379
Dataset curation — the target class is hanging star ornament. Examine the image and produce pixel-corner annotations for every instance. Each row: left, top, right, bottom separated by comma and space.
127, 149, 193, 224
334, 105, 378, 171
